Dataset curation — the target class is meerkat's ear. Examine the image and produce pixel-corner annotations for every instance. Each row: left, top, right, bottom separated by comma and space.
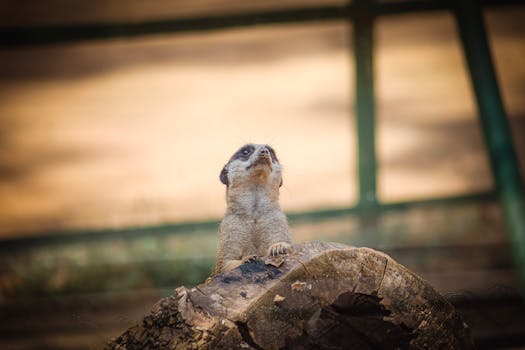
220, 166, 229, 186
279, 178, 283, 187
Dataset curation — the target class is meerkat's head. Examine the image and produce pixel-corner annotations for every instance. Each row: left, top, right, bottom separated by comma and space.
220, 143, 283, 189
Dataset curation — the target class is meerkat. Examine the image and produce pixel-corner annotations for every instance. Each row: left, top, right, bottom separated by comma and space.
214, 143, 292, 274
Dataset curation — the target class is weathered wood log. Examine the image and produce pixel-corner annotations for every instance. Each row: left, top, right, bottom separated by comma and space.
107, 242, 474, 349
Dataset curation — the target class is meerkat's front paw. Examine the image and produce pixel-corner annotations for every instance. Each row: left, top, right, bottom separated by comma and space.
268, 242, 292, 256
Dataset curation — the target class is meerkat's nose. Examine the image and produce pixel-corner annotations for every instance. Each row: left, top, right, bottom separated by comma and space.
260, 147, 270, 157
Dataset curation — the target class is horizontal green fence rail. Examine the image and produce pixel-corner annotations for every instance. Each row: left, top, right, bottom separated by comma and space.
0, 0, 524, 47
0, 191, 497, 252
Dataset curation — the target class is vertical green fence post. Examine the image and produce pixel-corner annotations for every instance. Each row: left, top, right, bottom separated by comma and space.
454, 0, 525, 290
354, 0, 378, 210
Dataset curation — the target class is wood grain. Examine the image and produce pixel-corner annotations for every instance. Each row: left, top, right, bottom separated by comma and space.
107, 242, 474, 349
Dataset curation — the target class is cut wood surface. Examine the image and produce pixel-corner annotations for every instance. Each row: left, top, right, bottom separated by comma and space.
107, 242, 474, 349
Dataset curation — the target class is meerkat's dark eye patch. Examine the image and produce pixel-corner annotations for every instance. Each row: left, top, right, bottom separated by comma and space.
267, 146, 279, 163
232, 144, 255, 161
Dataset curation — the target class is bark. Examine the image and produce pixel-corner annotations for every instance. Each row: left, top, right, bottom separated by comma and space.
107, 242, 474, 350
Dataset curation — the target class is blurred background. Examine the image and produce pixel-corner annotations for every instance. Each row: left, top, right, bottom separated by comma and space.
1, 0, 524, 349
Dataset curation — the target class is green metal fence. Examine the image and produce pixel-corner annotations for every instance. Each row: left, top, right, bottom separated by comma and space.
1, 0, 524, 288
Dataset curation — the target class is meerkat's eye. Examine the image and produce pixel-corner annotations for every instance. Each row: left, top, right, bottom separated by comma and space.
233, 145, 255, 161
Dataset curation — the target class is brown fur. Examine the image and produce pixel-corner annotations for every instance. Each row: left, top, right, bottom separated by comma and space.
214, 144, 292, 274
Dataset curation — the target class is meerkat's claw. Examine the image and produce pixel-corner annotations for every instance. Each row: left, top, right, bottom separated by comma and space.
268, 242, 292, 256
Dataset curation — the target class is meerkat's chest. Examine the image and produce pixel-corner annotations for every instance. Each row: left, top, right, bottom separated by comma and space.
235, 191, 274, 216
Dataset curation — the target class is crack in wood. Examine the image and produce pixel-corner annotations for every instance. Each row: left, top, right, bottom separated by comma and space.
377, 257, 389, 293
235, 321, 264, 350
289, 255, 314, 278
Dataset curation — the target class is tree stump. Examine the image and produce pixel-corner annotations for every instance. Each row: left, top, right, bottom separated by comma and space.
107, 242, 474, 349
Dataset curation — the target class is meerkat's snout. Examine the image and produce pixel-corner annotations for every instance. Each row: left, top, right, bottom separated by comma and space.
259, 147, 270, 158
251, 146, 272, 168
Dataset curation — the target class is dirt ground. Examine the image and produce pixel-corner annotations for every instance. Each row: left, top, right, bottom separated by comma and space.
0, 6, 524, 237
